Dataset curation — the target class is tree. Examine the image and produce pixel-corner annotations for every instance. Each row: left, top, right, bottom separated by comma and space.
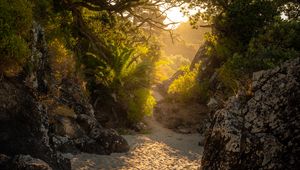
47, 0, 183, 124
175, 0, 300, 98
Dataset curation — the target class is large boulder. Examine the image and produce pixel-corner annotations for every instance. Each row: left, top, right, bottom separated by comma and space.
51, 129, 130, 155
11, 155, 52, 170
0, 154, 52, 170
89, 128, 130, 153
201, 58, 300, 170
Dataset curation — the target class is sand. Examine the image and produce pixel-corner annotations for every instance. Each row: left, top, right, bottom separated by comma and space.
70, 117, 203, 170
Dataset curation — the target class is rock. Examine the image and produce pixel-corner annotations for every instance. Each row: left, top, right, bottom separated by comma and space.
0, 154, 11, 169
92, 129, 130, 154
12, 155, 52, 170
1, 154, 53, 170
52, 116, 85, 139
196, 118, 211, 135
1, 20, 130, 169
50, 77, 131, 155
27, 21, 51, 94
159, 70, 185, 93
207, 97, 219, 112
177, 126, 191, 134
0, 77, 71, 170
154, 101, 209, 132
48, 78, 129, 156
73, 136, 107, 155
202, 58, 300, 170
51, 135, 79, 154
76, 114, 100, 133
51, 127, 130, 155
50, 126, 129, 155
132, 122, 148, 132
58, 78, 95, 117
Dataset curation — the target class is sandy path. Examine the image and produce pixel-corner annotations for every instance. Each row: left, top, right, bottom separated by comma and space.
70, 116, 203, 170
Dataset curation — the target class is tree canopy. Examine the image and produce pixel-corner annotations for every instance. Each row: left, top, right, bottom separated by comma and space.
0, 0, 299, 124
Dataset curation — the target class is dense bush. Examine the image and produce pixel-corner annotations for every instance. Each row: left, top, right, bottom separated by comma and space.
0, 0, 32, 75
125, 88, 156, 123
79, 10, 159, 123
217, 19, 300, 94
181, 0, 300, 100
167, 64, 209, 103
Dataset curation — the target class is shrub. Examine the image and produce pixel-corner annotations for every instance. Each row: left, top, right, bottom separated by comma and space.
167, 64, 209, 103
0, 0, 32, 75
125, 88, 156, 123
215, 20, 300, 97
48, 38, 75, 81
217, 55, 243, 95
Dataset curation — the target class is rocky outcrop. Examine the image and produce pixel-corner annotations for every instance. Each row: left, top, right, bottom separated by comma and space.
201, 58, 300, 170
47, 79, 129, 155
0, 21, 129, 169
0, 74, 129, 170
0, 78, 71, 170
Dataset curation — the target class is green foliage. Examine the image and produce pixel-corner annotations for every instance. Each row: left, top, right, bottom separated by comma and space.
31, 0, 52, 21
217, 54, 245, 94
125, 88, 156, 123
48, 38, 75, 81
246, 19, 300, 67
219, 0, 278, 44
155, 53, 190, 82
217, 19, 300, 94
0, 0, 32, 74
0, 35, 29, 61
197, 79, 210, 103
79, 10, 159, 123
182, 0, 300, 99
168, 64, 208, 103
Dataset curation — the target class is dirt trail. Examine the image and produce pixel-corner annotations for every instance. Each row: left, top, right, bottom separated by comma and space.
70, 116, 203, 170
70, 89, 203, 169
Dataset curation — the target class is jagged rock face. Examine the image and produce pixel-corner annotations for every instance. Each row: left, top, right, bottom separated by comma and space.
201, 58, 300, 170
58, 78, 96, 117
0, 77, 129, 170
28, 21, 129, 155
0, 78, 71, 170
0, 21, 129, 169
26, 21, 51, 93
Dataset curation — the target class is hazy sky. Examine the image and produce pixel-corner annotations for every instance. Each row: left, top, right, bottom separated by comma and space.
162, 4, 202, 29
164, 7, 189, 29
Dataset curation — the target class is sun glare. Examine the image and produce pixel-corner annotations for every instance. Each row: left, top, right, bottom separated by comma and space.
162, 6, 200, 30
165, 7, 188, 25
